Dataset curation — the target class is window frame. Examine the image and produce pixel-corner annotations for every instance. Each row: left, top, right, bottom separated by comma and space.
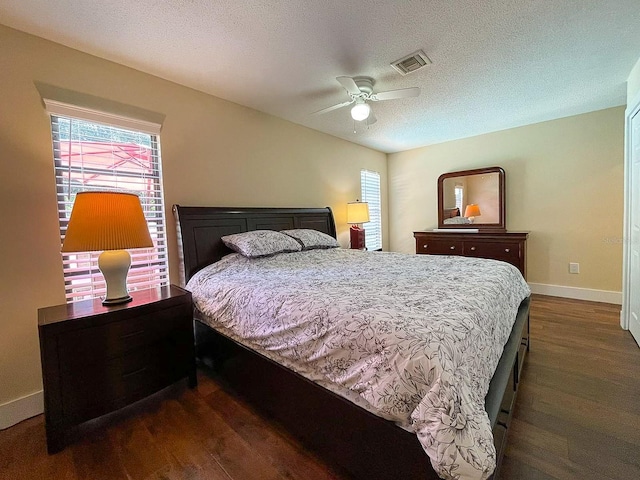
45, 100, 168, 302
454, 184, 464, 212
360, 169, 383, 251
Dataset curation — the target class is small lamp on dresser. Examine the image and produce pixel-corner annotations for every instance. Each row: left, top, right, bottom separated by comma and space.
347, 200, 369, 249
61, 191, 153, 305
464, 204, 481, 224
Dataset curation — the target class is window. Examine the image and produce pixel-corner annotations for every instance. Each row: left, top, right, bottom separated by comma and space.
360, 170, 382, 251
454, 185, 464, 212
48, 107, 168, 302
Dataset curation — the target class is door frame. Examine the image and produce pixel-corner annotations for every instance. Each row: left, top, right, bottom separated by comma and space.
622, 90, 640, 330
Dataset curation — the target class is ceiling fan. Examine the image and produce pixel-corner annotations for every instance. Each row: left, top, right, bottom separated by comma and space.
312, 76, 420, 125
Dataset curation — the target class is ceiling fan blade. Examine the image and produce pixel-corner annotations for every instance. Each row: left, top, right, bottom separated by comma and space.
311, 100, 354, 115
336, 76, 361, 95
371, 87, 420, 101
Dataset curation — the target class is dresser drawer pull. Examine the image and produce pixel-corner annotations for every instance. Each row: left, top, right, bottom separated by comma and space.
470, 246, 476, 251
423, 244, 428, 248
450, 246, 455, 250
505, 248, 510, 253
121, 330, 145, 340
122, 366, 148, 379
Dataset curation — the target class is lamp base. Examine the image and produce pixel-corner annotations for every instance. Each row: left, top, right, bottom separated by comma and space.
102, 295, 133, 306
349, 225, 366, 249
98, 249, 132, 306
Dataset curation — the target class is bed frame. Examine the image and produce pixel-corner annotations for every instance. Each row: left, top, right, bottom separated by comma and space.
443, 207, 461, 219
173, 205, 530, 480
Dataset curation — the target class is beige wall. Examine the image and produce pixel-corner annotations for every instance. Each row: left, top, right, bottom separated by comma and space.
0, 25, 386, 407
388, 107, 625, 292
628, 56, 640, 104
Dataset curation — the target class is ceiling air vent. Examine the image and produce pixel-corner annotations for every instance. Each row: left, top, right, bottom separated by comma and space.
391, 50, 431, 76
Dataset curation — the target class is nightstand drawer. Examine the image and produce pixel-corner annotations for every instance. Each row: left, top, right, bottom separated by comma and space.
58, 303, 191, 363
416, 239, 463, 255
464, 242, 520, 263
60, 335, 192, 420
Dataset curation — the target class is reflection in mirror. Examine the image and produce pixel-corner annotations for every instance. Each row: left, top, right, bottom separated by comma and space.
442, 173, 500, 224
437, 167, 505, 231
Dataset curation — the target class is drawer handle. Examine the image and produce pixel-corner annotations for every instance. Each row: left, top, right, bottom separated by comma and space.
450, 246, 455, 250
505, 248, 510, 253
121, 330, 145, 340
122, 366, 148, 379
470, 246, 476, 251
423, 244, 428, 248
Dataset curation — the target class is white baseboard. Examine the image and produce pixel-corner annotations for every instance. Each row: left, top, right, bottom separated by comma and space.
528, 282, 622, 305
0, 390, 44, 430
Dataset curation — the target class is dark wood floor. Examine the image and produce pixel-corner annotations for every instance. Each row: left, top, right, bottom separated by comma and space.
1, 295, 639, 480
501, 296, 640, 480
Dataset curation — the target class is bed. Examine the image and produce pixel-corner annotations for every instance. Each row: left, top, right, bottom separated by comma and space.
443, 207, 461, 219
173, 205, 531, 480
442, 207, 472, 225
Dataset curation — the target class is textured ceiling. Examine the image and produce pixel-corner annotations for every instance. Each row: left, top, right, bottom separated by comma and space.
1, 0, 639, 153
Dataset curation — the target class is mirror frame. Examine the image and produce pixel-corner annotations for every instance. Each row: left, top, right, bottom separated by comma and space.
437, 166, 506, 232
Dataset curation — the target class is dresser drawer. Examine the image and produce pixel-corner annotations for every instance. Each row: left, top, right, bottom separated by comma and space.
60, 334, 192, 420
416, 239, 463, 255
58, 303, 191, 363
414, 231, 528, 278
463, 242, 520, 264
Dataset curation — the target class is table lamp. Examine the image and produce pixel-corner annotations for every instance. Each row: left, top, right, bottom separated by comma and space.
61, 191, 153, 305
464, 204, 481, 223
347, 200, 370, 249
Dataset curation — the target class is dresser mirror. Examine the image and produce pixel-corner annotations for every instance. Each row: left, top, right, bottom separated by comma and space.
437, 166, 506, 232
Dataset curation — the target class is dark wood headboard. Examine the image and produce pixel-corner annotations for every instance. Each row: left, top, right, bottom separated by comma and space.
443, 207, 460, 219
172, 205, 337, 285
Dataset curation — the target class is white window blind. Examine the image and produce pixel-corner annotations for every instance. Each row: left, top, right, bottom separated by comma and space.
360, 170, 382, 251
50, 114, 169, 302
455, 185, 464, 211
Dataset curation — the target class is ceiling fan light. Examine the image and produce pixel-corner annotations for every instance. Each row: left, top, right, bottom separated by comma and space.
351, 102, 371, 121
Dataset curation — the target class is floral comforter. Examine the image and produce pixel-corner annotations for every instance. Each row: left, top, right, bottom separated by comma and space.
186, 248, 530, 480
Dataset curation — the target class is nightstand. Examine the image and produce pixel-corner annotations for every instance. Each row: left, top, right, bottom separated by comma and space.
38, 285, 196, 453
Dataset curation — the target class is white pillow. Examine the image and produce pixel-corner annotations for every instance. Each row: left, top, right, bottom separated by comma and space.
281, 229, 339, 250
221, 230, 302, 258
443, 217, 471, 225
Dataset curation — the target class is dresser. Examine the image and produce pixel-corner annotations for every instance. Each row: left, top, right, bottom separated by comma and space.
413, 231, 528, 278
38, 285, 196, 453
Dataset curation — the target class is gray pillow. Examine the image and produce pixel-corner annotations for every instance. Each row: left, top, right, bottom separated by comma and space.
281, 229, 339, 250
221, 230, 302, 258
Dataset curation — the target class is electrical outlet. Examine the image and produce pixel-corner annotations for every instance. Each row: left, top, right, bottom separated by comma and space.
569, 262, 580, 274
